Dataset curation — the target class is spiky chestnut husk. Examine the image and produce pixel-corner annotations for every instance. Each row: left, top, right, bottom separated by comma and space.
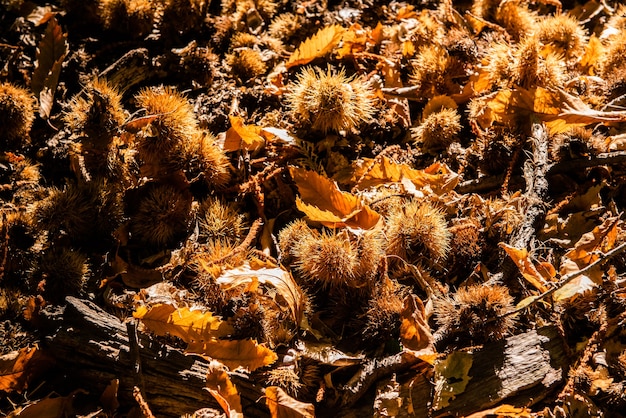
265, 366, 302, 397
434, 284, 516, 344
550, 127, 605, 162
196, 197, 246, 245
385, 200, 451, 264
0, 152, 41, 205
134, 86, 198, 166
34, 247, 90, 301
182, 131, 231, 189
292, 229, 359, 289
227, 297, 267, 341
98, 0, 154, 38
286, 66, 375, 134
361, 280, 405, 347
226, 48, 267, 82
128, 182, 192, 248
494, 1, 537, 41
473, 129, 518, 176
160, 0, 208, 38
0, 82, 35, 150
33, 180, 123, 247
64, 78, 126, 142
412, 108, 461, 154
447, 219, 484, 281
409, 45, 460, 96
0, 210, 39, 284
534, 14, 588, 61
511, 36, 565, 89
278, 219, 314, 264
268, 12, 301, 41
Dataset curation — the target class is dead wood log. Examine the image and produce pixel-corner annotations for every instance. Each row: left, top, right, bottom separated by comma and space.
41, 296, 269, 418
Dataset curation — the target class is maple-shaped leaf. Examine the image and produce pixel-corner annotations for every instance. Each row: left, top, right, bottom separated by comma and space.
265, 386, 315, 418
500, 244, 555, 293
286, 25, 345, 69
187, 339, 277, 372
223, 115, 265, 152
289, 166, 380, 229
399, 295, 435, 356
31, 16, 68, 119
205, 361, 243, 418
133, 304, 234, 343
216, 260, 305, 325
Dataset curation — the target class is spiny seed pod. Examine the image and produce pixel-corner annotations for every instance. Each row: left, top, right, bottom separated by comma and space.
511, 36, 565, 89
128, 182, 192, 248
550, 127, 605, 162
600, 30, 626, 78
1, 152, 41, 205
354, 231, 384, 286
292, 229, 358, 288
386, 200, 451, 264
434, 284, 516, 344
534, 14, 587, 61
134, 86, 197, 165
268, 12, 301, 40
286, 66, 375, 134
278, 219, 314, 264
448, 219, 484, 281
0, 82, 35, 150
226, 48, 267, 82
64, 78, 126, 142
409, 45, 461, 96
474, 129, 518, 176
412, 108, 461, 153
265, 366, 302, 397
35, 247, 90, 301
230, 32, 258, 48
0, 210, 38, 282
362, 280, 405, 346
196, 197, 246, 245
182, 131, 231, 189
99, 0, 155, 38
495, 1, 537, 41
229, 299, 267, 341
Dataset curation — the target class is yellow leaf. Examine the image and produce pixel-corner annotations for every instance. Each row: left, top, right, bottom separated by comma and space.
400, 295, 435, 355
465, 404, 533, 418
223, 115, 265, 152
187, 339, 277, 372
265, 386, 315, 418
500, 244, 553, 292
565, 216, 619, 264
580, 34, 603, 75
205, 361, 243, 418
287, 25, 345, 69
216, 260, 305, 325
336, 23, 367, 59
133, 304, 234, 343
433, 351, 473, 410
289, 166, 380, 229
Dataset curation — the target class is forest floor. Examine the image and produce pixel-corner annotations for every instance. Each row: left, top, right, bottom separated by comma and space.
2, 0, 626, 417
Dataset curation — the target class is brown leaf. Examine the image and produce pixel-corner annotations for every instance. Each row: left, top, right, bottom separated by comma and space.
187, 339, 277, 372
205, 361, 243, 418
565, 216, 619, 265
0, 347, 49, 393
133, 304, 234, 343
287, 25, 345, 69
336, 23, 367, 59
500, 244, 554, 292
31, 16, 68, 119
8, 391, 84, 418
289, 166, 380, 229
99, 379, 120, 413
265, 386, 315, 418
400, 295, 436, 356
223, 115, 265, 152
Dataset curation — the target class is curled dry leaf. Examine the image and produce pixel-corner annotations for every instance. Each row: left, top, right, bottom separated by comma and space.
265, 386, 315, 418
400, 295, 436, 358
223, 115, 265, 152
289, 166, 380, 229
500, 244, 555, 293
286, 24, 345, 69
187, 339, 277, 372
205, 360, 243, 418
0, 347, 49, 393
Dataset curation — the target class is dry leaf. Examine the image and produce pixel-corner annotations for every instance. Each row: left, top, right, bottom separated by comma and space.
205, 361, 243, 418
8, 390, 85, 418
99, 379, 120, 413
400, 295, 435, 355
289, 166, 380, 229
187, 339, 277, 372
0, 347, 48, 393
465, 404, 533, 418
31, 16, 68, 119
500, 244, 554, 292
336, 23, 367, 59
433, 351, 473, 410
133, 304, 234, 343
286, 25, 345, 69
216, 260, 305, 325
223, 115, 265, 152
265, 386, 315, 418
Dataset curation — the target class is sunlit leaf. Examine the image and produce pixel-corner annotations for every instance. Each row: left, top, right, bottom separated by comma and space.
500, 244, 553, 292
336, 23, 367, 59
133, 304, 234, 343
187, 339, 277, 372
223, 115, 265, 152
465, 404, 533, 418
289, 166, 380, 229
287, 25, 345, 69
265, 386, 315, 418
400, 295, 435, 355
433, 351, 473, 410
205, 361, 243, 418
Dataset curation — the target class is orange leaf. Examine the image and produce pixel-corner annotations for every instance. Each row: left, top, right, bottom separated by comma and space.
205, 361, 243, 418
336, 23, 367, 59
500, 244, 553, 292
265, 386, 315, 418
400, 295, 435, 355
565, 216, 619, 265
31, 16, 68, 119
133, 304, 234, 343
289, 167, 380, 229
0, 347, 48, 393
580, 34, 603, 76
223, 115, 265, 152
187, 339, 277, 372
286, 25, 345, 69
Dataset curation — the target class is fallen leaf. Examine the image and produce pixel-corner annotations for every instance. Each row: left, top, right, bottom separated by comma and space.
133, 304, 234, 343
187, 339, 277, 372
99, 379, 120, 413
336, 23, 367, 59
0, 347, 49, 393
400, 295, 435, 355
8, 390, 85, 418
287, 25, 345, 69
289, 166, 380, 229
500, 244, 555, 292
205, 361, 243, 418
465, 404, 533, 418
223, 115, 265, 152
265, 386, 315, 418
432, 351, 473, 410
